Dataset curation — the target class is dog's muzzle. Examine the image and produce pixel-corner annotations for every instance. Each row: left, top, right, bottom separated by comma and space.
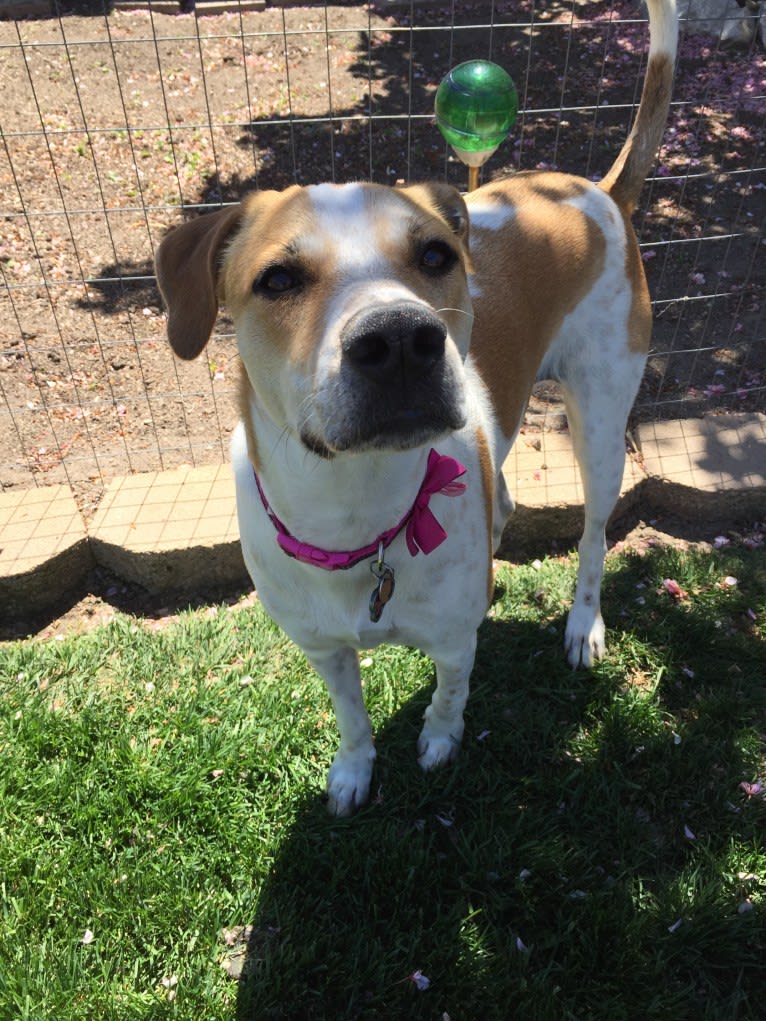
341, 302, 447, 387
306, 301, 467, 454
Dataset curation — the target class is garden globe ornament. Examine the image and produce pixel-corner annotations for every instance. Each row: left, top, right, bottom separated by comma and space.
435, 59, 518, 192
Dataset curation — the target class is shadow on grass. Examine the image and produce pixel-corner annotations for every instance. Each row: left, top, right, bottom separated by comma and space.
234, 548, 766, 1020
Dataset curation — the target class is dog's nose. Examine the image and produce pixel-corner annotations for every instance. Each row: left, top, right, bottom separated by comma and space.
341, 303, 446, 384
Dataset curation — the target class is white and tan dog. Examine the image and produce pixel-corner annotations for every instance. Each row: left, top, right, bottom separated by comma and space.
156, 0, 677, 815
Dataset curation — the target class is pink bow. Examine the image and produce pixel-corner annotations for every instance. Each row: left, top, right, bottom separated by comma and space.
405, 448, 467, 556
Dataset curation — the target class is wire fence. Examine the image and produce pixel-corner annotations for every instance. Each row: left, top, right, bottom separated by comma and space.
0, 0, 764, 515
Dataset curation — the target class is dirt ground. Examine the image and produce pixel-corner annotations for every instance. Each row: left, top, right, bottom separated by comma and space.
1, 0, 764, 526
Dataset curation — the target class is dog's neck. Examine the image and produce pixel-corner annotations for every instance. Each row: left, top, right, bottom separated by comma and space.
242, 385, 437, 551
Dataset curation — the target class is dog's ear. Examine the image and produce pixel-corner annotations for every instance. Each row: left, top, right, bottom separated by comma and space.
155, 205, 242, 360
404, 181, 470, 245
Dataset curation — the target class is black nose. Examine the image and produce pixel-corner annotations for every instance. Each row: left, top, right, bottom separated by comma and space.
341, 303, 446, 385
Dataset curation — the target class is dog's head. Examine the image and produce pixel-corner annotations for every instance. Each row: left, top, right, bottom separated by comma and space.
155, 182, 474, 456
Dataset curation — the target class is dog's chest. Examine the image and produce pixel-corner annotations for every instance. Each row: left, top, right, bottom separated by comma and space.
263, 512, 486, 650
235, 458, 490, 655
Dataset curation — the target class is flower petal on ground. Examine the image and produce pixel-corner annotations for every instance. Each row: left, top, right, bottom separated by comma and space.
409, 970, 430, 991
662, 578, 688, 600
739, 780, 763, 797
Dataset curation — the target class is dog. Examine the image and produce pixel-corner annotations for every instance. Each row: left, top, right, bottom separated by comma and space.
155, 0, 678, 815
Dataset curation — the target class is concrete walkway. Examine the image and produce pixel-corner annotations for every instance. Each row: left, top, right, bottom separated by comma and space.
2, 413, 765, 616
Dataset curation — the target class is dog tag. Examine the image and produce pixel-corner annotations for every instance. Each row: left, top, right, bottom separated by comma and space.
369, 563, 395, 623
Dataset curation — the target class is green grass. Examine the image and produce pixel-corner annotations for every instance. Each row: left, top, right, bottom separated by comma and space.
1, 542, 765, 1020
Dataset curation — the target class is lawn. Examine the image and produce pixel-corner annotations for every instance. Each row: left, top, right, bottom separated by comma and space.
1, 541, 765, 1020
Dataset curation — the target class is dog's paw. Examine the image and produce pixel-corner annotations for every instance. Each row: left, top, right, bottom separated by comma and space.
417, 710, 464, 771
326, 748, 375, 817
564, 608, 606, 669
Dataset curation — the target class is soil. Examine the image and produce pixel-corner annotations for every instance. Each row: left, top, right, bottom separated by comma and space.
1, 0, 764, 525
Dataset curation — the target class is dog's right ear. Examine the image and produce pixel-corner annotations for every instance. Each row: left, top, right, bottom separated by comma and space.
155, 205, 242, 360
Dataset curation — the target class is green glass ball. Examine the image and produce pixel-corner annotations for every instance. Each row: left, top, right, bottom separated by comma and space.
435, 60, 518, 154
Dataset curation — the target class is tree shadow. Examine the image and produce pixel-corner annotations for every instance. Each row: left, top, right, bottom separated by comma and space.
75, 256, 160, 315
81, 0, 644, 319
695, 414, 766, 487
52, 0, 115, 15
232, 549, 765, 1020
216, 2, 633, 196
61, 1, 764, 425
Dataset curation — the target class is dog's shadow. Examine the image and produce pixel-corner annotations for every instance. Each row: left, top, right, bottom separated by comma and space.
233, 553, 765, 1020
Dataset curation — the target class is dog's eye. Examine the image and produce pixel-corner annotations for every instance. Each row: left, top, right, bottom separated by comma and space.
419, 240, 456, 275
255, 265, 300, 296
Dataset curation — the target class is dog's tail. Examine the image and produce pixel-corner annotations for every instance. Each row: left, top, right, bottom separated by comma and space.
599, 0, 678, 214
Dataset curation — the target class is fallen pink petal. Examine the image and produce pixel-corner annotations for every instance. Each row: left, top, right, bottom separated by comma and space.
739, 781, 763, 798
409, 970, 430, 991
668, 918, 683, 934
684, 824, 696, 840
662, 578, 688, 601
516, 936, 529, 953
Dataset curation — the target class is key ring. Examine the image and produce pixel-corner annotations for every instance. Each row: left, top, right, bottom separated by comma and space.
370, 540, 386, 578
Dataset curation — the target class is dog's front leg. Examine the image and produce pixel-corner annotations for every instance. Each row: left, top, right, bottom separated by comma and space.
308, 647, 376, 816
417, 634, 477, 771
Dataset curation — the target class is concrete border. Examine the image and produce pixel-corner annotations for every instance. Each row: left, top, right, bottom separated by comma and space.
1, 413, 764, 617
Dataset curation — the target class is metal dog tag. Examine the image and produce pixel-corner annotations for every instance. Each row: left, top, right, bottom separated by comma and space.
369, 562, 395, 623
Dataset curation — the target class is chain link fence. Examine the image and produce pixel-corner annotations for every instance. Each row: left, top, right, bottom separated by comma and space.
1, 0, 764, 516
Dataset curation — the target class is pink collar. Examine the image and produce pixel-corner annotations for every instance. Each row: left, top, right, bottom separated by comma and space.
253, 448, 467, 571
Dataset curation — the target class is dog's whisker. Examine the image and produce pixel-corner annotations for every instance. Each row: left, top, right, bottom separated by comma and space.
436, 307, 475, 321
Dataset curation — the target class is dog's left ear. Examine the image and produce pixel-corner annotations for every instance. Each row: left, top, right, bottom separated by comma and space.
155, 204, 242, 360
404, 181, 470, 245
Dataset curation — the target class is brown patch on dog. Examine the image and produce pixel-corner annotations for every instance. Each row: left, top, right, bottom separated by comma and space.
223, 187, 335, 370
622, 210, 652, 355
400, 181, 470, 245
599, 52, 675, 213
467, 173, 607, 439
237, 365, 261, 471
474, 425, 495, 607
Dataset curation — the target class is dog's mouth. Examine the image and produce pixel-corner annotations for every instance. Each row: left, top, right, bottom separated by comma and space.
301, 392, 467, 456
